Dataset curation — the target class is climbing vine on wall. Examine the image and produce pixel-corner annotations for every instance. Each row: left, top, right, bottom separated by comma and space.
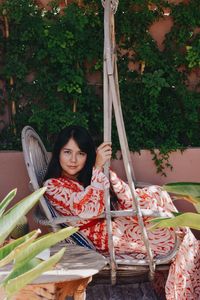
0, 0, 199, 174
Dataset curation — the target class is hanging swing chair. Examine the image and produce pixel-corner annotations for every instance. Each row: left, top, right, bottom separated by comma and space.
98, 0, 181, 284
21, 0, 181, 285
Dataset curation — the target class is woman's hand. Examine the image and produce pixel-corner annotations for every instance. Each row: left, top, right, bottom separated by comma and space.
95, 142, 112, 170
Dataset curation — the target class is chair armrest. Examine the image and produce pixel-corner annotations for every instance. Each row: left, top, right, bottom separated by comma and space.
34, 205, 172, 226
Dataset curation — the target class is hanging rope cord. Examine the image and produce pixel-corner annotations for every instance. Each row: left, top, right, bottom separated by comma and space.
102, 0, 155, 283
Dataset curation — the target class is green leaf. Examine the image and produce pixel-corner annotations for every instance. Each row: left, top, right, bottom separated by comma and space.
0, 189, 17, 218
3, 247, 66, 299
14, 227, 78, 266
150, 211, 181, 224
0, 230, 40, 267
3, 257, 42, 284
0, 187, 46, 245
150, 212, 200, 231
164, 182, 200, 212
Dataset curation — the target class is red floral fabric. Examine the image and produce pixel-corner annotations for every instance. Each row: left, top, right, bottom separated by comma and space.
44, 167, 200, 299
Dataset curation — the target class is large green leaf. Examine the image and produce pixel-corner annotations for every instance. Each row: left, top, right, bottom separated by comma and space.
0, 230, 40, 267
2, 227, 77, 287
14, 226, 78, 266
0, 187, 46, 245
0, 188, 77, 299
3, 257, 42, 285
164, 182, 200, 212
3, 247, 66, 299
150, 212, 200, 231
0, 189, 17, 218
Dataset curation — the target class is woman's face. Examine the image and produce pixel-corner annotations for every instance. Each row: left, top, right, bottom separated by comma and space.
59, 138, 87, 179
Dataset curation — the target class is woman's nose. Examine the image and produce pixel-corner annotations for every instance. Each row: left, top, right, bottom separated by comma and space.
70, 153, 77, 162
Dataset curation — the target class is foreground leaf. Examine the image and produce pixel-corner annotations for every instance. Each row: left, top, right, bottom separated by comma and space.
0, 230, 40, 267
14, 226, 78, 266
150, 212, 200, 231
3, 247, 66, 299
164, 182, 200, 212
0, 189, 17, 218
0, 187, 46, 244
3, 257, 41, 284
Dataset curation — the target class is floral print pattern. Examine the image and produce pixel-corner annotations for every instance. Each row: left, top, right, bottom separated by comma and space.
44, 167, 200, 300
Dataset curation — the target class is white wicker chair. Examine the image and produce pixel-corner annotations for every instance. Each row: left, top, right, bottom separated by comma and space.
21, 125, 181, 285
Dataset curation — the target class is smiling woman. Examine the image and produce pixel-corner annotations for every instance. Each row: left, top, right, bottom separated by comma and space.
43, 125, 96, 187
59, 139, 88, 180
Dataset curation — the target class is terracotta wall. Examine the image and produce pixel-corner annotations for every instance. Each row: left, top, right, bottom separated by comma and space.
0, 149, 199, 237
1, 149, 199, 204
112, 148, 200, 185
0, 148, 199, 218
0, 152, 30, 202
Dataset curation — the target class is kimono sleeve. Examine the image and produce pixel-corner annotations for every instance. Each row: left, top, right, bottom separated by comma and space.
44, 167, 110, 219
109, 169, 134, 209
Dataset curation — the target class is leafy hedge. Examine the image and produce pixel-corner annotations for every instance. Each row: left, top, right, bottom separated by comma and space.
0, 0, 199, 166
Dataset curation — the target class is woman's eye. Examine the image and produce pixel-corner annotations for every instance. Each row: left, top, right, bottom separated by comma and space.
64, 150, 71, 154
79, 152, 86, 156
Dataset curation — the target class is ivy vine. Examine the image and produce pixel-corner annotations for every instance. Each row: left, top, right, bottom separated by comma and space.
0, 0, 199, 176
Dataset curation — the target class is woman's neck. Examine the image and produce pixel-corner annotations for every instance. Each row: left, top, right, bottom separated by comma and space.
61, 171, 79, 181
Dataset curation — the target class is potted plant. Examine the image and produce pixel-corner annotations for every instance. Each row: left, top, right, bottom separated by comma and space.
0, 188, 78, 299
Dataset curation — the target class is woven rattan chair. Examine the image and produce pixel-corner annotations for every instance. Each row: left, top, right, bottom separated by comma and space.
22, 125, 181, 285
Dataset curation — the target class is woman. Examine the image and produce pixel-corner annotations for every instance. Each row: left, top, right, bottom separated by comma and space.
43, 125, 199, 300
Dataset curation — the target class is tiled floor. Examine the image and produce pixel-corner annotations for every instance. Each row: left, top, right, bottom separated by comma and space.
86, 282, 161, 300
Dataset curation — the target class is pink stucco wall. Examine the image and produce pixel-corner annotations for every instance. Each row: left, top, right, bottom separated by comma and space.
0, 151, 30, 202
0, 149, 199, 237
1, 148, 199, 202
111, 148, 200, 185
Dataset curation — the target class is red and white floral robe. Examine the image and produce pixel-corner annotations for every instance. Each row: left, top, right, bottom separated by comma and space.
44, 167, 200, 300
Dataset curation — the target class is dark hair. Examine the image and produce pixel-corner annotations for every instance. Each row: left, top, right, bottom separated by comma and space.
43, 125, 96, 187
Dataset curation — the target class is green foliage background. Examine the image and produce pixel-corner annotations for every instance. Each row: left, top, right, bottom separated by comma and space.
0, 0, 199, 166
